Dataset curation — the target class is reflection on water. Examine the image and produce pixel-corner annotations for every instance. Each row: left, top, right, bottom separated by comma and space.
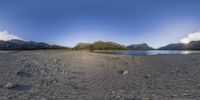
96, 50, 200, 56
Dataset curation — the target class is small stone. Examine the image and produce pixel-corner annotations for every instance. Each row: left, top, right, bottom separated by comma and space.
33, 61, 39, 65
183, 70, 189, 74
4, 82, 17, 89
142, 97, 151, 100
122, 71, 128, 75
16, 71, 31, 78
118, 70, 128, 75
175, 68, 180, 72
145, 74, 151, 78
182, 93, 190, 96
114, 95, 121, 98
171, 95, 177, 98
185, 90, 190, 93
54, 59, 61, 63
23, 63, 32, 67
111, 91, 115, 94
39, 97, 48, 100
170, 71, 175, 74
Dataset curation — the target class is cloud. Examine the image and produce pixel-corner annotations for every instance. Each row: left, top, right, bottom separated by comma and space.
0, 30, 22, 41
181, 32, 200, 44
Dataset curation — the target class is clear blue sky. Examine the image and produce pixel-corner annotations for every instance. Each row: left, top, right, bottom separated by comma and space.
0, 0, 200, 48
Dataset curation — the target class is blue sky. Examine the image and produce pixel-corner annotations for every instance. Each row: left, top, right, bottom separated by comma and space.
0, 0, 200, 48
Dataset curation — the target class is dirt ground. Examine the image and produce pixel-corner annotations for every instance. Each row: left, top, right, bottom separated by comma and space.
0, 50, 199, 100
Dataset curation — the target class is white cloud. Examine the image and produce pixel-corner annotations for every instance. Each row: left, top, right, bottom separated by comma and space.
0, 30, 22, 41
181, 32, 200, 44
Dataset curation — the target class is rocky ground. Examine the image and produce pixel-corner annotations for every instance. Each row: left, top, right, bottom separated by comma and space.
0, 50, 200, 100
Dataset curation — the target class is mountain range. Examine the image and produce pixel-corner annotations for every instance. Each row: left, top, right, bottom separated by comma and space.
74, 41, 153, 50
127, 43, 153, 50
1, 39, 200, 50
159, 41, 200, 50
0, 39, 67, 50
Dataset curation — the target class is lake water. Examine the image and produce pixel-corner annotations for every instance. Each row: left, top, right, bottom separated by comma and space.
96, 50, 200, 56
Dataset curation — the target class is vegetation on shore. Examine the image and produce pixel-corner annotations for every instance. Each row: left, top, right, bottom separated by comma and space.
74, 41, 127, 50
127, 43, 153, 50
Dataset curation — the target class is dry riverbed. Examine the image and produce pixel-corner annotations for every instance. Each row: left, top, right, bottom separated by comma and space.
0, 50, 200, 100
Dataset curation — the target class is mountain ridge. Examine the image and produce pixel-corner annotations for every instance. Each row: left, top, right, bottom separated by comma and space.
2, 39, 200, 50
127, 43, 153, 50
0, 39, 67, 50
159, 41, 200, 50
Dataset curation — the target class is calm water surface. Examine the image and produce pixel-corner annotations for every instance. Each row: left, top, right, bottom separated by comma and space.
96, 50, 200, 56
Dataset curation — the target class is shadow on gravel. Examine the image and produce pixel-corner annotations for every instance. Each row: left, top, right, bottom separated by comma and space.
16, 71, 31, 78
8, 84, 31, 91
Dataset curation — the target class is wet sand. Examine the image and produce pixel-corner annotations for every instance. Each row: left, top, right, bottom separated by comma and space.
0, 50, 199, 100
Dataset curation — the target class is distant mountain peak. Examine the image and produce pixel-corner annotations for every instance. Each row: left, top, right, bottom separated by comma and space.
127, 43, 153, 50
159, 40, 200, 50
0, 39, 67, 50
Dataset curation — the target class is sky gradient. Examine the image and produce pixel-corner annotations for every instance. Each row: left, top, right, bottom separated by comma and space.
0, 0, 200, 48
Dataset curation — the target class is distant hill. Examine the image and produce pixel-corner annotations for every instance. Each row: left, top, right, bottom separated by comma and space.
48, 45, 69, 50
127, 43, 153, 50
159, 41, 200, 50
74, 41, 127, 50
159, 43, 186, 50
74, 43, 93, 50
0, 39, 68, 50
74, 41, 154, 50
92, 41, 127, 50
187, 41, 200, 50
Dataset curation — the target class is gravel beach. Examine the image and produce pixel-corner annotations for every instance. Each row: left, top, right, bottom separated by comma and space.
0, 50, 199, 100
